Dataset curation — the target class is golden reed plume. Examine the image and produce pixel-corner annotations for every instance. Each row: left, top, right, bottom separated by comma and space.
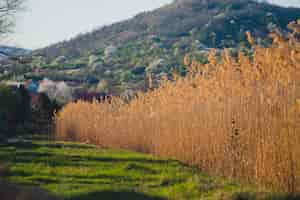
56, 21, 300, 193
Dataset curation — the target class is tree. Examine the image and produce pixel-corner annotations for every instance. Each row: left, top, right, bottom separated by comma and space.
0, 0, 24, 35
17, 85, 30, 122
38, 79, 73, 104
0, 85, 17, 134
0, 84, 30, 137
38, 93, 60, 120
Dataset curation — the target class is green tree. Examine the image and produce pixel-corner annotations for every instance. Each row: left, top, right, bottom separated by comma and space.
0, 85, 20, 135
17, 85, 30, 122
0, 84, 31, 138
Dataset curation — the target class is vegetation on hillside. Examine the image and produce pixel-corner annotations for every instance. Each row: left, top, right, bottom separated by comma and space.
3, 0, 300, 95
56, 21, 300, 193
37, 0, 300, 58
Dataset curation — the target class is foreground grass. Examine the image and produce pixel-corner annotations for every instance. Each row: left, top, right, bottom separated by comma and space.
0, 136, 296, 200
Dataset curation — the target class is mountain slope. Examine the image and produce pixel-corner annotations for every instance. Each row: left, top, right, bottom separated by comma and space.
36, 0, 300, 58
8, 0, 300, 94
0, 46, 31, 60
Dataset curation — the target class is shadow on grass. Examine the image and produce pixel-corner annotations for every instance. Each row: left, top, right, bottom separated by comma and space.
7, 169, 158, 186
6, 150, 172, 169
0, 180, 61, 200
233, 192, 300, 200
1, 141, 168, 186
0, 140, 95, 150
70, 190, 166, 200
0, 137, 178, 169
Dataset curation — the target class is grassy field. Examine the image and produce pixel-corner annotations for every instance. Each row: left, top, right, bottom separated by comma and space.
0, 136, 296, 200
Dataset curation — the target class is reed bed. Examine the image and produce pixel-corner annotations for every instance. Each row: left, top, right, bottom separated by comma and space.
56, 21, 300, 192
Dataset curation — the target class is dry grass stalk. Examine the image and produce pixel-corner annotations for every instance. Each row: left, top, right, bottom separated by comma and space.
55, 21, 300, 193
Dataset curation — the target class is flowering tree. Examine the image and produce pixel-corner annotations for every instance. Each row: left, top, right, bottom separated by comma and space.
38, 79, 73, 104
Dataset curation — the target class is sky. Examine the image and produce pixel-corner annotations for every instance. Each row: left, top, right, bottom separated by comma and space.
268, 0, 300, 7
2, 0, 300, 50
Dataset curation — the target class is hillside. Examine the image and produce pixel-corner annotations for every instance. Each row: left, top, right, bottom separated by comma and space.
37, 0, 300, 58
4, 0, 300, 95
0, 46, 31, 60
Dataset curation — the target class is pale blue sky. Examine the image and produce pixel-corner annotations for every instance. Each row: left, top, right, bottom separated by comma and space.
2, 0, 300, 49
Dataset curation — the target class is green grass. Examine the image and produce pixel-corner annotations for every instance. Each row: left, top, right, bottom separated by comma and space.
0, 136, 297, 200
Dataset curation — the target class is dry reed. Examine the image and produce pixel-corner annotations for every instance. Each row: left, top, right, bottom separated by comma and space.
55, 21, 300, 192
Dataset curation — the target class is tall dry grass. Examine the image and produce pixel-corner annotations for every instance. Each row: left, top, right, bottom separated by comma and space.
55, 21, 300, 192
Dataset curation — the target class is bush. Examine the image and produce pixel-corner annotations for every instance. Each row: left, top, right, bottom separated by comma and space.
131, 66, 146, 75
121, 71, 135, 82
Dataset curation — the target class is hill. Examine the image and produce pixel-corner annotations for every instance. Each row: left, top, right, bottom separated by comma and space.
0, 46, 32, 81
37, 0, 300, 58
0, 46, 31, 60
4, 0, 300, 95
